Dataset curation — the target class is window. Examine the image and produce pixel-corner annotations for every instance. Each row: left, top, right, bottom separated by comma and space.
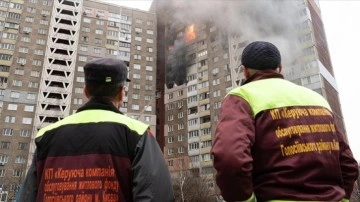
135, 36, 142, 41
145, 106, 152, 112
25, 17, 34, 23
40, 19, 49, 25
145, 66, 153, 71
146, 56, 153, 61
20, 130, 30, 137
0, 155, 9, 163
189, 142, 199, 150
82, 27, 90, 32
145, 75, 153, 81
168, 148, 174, 155
5, 116, 15, 123
95, 29, 103, 35
178, 147, 184, 153
25, 81, 36, 89
12, 80, 22, 87
147, 47, 153, 52
144, 95, 151, 101
83, 18, 91, 23
0, 169, 5, 177
189, 130, 199, 138
131, 104, 140, 110
133, 83, 140, 89
34, 49, 44, 55
36, 39, 45, 45
30, 71, 40, 77
79, 56, 87, 62
168, 136, 174, 143
10, 91, 20, 98
3, 128, 13, 136
13, 169, 23, 177
168, 125, 174, 132
133, 74, 141, 79
178, 123, 184, 130
144, 116, 151, 122
94, 48, 101, 54
27, 93, 36, 100
22, 117, 32, 125
80, 45, 88, 52
7, 104, 17, 110
134, 64, 141, 70
146, 39, 153, 43
134, 55, 141, 60
0, 141, 10, 149
24, 105, 34, 112
21, 36, 30, 42
15, 156, 26, 163
73, 98, 83, 105
146, 30, 154, 35
32, 60, 42, 66
178, 135, 184, 141
75, 87, 83, 94
132, 94, 140, 99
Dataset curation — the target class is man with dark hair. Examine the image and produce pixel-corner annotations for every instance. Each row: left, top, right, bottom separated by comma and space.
18, 58, 175, 202
211, 41, 359, 202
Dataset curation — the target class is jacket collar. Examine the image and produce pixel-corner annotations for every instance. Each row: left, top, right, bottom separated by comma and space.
76, 97, 123, 114
242, 69, 284, 85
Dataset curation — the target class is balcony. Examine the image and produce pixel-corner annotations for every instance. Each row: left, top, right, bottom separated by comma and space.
199, 110, 210, 117
45, 86, 67, 94
47, 75, 68, 82
199, 98, 210, 106
188, 149, 200, 156
42, 109, 64, 116
200, 122, 211, 129
200, 146, 211, 154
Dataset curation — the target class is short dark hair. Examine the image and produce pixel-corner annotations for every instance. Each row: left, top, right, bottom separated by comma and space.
241, 41, 281, 70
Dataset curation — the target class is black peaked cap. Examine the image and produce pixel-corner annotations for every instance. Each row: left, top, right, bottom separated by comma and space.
84, 58, 131, 84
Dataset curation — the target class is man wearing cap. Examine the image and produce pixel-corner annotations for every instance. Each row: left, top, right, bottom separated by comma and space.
211, 41, 358, 202
18, 58, 175, 201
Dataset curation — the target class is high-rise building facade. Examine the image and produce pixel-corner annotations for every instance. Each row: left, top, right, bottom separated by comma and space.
153, 0, 346, 198
0, 0, 156, 200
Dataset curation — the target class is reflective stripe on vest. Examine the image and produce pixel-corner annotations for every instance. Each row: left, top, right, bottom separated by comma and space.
36, 110, 149, 138
228, 78, 331, 117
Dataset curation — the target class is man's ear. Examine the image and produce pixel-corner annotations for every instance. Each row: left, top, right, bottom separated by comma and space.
84, 86, 90, 99
118, 86, 125, 102
277, 64, 282, 73
243, 66, 251, 79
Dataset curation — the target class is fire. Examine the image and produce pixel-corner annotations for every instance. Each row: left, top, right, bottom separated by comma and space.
185, 24, 195, 42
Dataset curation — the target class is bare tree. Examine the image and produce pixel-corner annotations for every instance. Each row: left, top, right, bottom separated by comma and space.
171, 158, 213, 202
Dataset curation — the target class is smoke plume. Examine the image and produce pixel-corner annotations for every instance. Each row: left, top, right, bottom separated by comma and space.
162, 0, 304, 87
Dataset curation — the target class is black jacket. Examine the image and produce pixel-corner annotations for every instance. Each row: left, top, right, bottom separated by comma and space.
18, 98, 174, 202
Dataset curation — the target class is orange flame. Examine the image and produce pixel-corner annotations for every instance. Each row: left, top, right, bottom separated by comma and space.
185, 24, 195, 42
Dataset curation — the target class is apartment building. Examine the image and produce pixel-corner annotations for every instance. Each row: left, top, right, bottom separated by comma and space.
153, 0, 346, 198
0, 0, 156, 200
